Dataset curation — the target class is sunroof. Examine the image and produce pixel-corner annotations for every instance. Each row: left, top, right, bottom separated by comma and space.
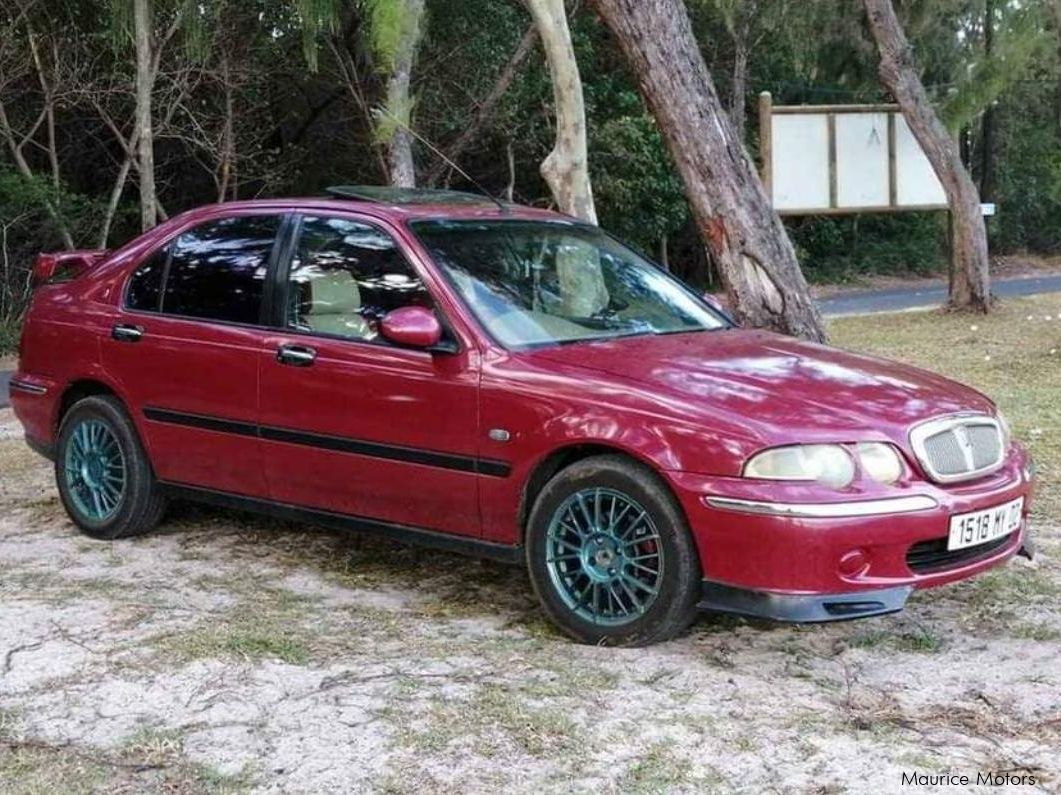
325, 185, 498, 206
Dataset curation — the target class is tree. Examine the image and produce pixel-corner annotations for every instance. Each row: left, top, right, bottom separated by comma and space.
132, 0, 156, 230
374, 0, 426, 187
589, 0, 825, 341
863, 0, 991, 312
523, 0, 596, 222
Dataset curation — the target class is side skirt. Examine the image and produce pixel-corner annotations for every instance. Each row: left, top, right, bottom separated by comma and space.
158, 481, 524, 565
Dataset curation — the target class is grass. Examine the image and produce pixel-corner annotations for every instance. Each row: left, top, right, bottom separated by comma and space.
148, 588, 314, 666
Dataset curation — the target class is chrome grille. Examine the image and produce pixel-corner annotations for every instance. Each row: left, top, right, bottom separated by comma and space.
909, 415, 1005, 484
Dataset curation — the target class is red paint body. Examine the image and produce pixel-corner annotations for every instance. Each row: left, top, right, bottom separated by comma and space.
11, 198, 1034, 601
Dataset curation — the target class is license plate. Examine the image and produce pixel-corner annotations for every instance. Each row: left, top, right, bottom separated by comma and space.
948, 497, 1023, 551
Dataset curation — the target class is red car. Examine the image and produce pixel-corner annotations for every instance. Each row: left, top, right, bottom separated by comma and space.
11, 187, 1035, 645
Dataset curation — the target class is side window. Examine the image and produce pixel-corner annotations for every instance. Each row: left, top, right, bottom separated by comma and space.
286, 216, 433, 342
161, 215, 281, 324
126, 245, 168, 312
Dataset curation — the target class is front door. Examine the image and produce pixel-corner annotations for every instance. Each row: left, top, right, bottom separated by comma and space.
102, 212, 284, 497
257, 214, 483, 537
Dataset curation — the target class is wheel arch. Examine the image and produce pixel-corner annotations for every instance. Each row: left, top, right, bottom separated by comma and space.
54, 377, 136, 436
517, 443, 693, 546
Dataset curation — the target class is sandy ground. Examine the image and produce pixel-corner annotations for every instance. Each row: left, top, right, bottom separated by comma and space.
0, 407, 1058, 795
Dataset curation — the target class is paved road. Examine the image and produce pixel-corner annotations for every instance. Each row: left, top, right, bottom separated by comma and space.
1, 274, 1059, 409
820, 273, 1061, 317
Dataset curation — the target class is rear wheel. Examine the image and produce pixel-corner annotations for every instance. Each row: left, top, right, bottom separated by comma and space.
55, 395, 166, 539
526, 455, 701, 646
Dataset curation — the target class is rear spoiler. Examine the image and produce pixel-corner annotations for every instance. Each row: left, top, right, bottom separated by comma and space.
31, 249, 109, 288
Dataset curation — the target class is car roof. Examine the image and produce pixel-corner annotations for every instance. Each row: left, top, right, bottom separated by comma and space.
177, 189, 574, 225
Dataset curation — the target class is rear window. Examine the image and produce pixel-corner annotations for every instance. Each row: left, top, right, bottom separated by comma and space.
126, 214, 281, 324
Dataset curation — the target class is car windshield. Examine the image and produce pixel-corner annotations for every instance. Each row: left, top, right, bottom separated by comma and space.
411, 220, 728, 348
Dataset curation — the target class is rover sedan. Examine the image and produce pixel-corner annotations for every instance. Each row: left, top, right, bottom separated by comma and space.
10, 187, 1035, 645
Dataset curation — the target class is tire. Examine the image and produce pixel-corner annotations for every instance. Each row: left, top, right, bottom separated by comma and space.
525, 455, 701, 646
55, 395, 167, 540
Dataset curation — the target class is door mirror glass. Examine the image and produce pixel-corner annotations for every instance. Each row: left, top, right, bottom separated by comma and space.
380, 306, 443, 348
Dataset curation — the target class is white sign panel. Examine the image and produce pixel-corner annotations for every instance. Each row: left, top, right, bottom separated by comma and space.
766, 102, 947, 214
894, 115, 947, 206
835, 113, 889, 208
771, 114, 829, 212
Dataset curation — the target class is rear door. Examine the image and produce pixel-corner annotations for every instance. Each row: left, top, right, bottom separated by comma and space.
257, 213, 485, 537
103, 212, 286, 497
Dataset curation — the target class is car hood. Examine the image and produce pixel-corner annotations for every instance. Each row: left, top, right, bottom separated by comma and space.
527, 329, 995, 444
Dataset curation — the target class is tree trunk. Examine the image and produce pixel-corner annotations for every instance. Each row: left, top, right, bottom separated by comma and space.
425, 24, 539, 187
590, 0, 825, 341
383, 0, 425, 188
863, 0, 990, 312
979, 0, 996, 203
133, 0, 157, 230
524, 0, 597, 223
727, 7, 752, 144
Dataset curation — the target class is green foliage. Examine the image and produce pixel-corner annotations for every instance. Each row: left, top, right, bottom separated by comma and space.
943, 1, 1049, 130
0, 169, 111, 353
363, 0, 408, 72
790, 214, 946, 283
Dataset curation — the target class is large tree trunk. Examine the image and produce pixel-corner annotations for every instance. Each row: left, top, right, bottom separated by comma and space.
524, 0, 597, 223
133, 0, 157, 230
382, 0, 425, 188
425, 24, 539, 187
978, 0, 996, 203
590, 0, 825, 341
863, 0, 991, 312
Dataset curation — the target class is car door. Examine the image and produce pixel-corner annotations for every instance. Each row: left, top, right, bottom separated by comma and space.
257, 213, 484, 537
102, 212, 286, 498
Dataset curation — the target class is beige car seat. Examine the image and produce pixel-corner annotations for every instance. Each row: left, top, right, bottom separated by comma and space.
305, 268, 373, 339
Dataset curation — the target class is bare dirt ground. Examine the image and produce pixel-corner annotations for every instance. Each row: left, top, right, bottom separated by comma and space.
3, 300, 1061, 794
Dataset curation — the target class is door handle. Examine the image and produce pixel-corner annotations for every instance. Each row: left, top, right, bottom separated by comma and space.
112, 323, 144, 343
276, 343, 316, 367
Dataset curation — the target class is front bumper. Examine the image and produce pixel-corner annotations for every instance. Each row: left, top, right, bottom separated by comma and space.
668, 444, 1035, 620
699, 580, 913, 622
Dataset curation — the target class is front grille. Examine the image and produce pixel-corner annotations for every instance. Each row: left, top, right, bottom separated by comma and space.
910, 415, 1004, 483
906, 534, 1012, 574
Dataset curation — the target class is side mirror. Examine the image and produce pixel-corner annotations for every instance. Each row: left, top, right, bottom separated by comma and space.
380, 306, 444, 349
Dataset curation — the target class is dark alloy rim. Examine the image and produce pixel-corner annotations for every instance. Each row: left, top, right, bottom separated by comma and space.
544, 487, 664, 626
63, 418, 127, 521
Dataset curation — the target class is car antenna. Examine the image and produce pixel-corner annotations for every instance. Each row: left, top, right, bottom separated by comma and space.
375, 108, 509, 214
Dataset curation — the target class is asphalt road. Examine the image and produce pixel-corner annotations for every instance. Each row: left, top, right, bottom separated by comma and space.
1, 274, 1059, 410
819, 273, 1061, 317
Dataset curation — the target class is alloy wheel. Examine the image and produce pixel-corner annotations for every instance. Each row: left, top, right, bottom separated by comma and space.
545, 487, 664, 625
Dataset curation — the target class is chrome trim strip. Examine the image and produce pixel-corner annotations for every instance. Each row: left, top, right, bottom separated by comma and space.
704, 494, 939, 518
9, 379, 47, 396
909, 413, 1005, 484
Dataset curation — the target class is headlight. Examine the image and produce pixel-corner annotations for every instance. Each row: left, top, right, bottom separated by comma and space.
996, 410, 1012, 449
857, 442, 903, 484
744, 444, 855, 489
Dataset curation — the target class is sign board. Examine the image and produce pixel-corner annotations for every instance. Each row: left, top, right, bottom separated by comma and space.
759, 93, 947, 216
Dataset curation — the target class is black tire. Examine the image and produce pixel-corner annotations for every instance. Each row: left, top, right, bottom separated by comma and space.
55, 395, 167, 540
525, 454, 701, 646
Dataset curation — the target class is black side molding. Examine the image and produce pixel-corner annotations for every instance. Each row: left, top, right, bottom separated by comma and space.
143, 406, 512, 478
159, 481, 524, 565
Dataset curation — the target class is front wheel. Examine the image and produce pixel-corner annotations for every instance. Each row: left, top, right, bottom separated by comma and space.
525, 455, 701, 646
55, 395, 167, 540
